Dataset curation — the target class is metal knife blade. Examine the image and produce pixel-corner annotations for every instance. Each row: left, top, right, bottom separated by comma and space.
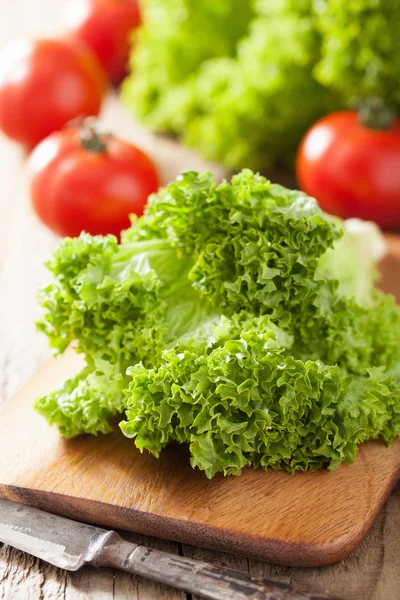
0, 499, 339, 600
0, 499, 116, 571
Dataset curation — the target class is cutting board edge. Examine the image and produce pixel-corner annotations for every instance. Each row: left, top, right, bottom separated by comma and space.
1, 480, 396, 568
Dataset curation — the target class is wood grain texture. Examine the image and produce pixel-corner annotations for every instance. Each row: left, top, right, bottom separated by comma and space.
1, 240, 400, 571
0, 1, 399, 597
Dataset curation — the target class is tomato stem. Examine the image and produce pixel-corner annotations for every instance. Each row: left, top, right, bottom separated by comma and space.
358, 97, 395, 131
79, 121, 109, 153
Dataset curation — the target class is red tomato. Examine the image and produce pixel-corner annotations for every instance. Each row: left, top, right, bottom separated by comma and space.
0, 39, 107, 150
29, 124, 159, 237
296, 110, 400, 229
63, 0, 141, 85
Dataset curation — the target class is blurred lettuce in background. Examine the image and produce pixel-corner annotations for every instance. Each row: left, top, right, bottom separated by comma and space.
122, 0, 400, 170
315, 0, 400, 107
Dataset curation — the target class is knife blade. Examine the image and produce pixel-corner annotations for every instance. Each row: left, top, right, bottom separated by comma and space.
0, 499, 339, 600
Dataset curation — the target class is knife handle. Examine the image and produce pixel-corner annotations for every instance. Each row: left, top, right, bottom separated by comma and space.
95, 532, 336, 600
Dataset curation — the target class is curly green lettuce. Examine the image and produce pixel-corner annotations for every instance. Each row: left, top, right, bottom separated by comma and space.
315, 0, 400, 107
34, 362, 128, 438
121, 331, 400, 477
122, 0, 400, 170
126, 0, 254, 134
317, 218, 387, 307
35, 170, 400, 477
126, 170, 341, 317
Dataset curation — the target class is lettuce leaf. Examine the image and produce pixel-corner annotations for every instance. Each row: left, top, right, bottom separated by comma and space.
122, 0, 399, 170
34, 363, 127, 438
317, 218, 387, 307
127, 170, 341, 320
315, 0, 400, 108
35, 170, 400, 477
121, 330, 400, 478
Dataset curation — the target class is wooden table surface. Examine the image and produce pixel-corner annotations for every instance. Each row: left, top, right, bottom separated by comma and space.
0, 2, 400, 599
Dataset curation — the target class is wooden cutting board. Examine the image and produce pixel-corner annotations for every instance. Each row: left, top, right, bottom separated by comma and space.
1, 237, 400, 569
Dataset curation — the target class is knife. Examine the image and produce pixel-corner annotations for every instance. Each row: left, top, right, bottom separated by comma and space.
0, 499, 338, 600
